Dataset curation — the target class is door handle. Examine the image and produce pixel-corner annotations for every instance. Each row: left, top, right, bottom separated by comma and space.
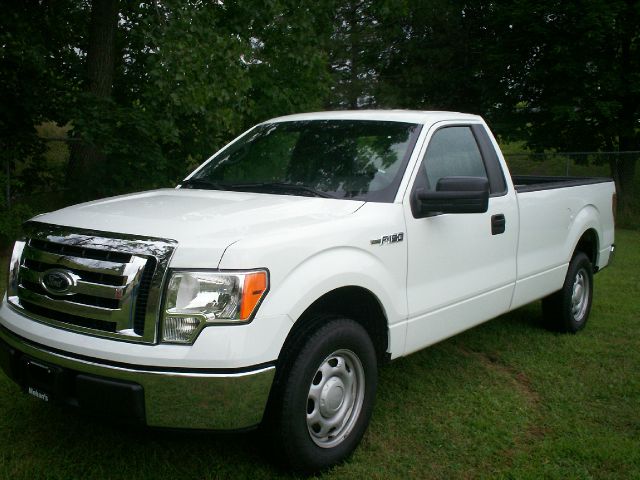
491, 214, 506, 235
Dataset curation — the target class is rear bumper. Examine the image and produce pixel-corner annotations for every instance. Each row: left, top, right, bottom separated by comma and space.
0, 325, 275, 430
608, 244, 616, 266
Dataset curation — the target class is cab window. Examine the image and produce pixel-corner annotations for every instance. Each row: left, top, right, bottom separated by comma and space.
415, 126, 487, 191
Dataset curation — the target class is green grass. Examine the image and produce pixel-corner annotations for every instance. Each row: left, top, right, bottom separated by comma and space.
0, 231, 639, 479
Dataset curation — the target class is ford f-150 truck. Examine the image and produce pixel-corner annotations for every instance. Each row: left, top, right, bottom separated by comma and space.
0, 111, 615, 471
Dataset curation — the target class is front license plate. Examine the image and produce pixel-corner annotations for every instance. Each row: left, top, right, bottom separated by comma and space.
23, 359, 56, 402
27, 386, 50, 402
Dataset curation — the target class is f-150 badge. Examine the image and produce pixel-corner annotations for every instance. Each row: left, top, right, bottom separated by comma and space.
370, 232, 404, 245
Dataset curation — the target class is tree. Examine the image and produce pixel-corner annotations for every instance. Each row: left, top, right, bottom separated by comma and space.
328, 0, 381, 108
0, 0, 85, 241
67, 0, 119, 198
359, 0, 638, 204
242, 1, 335, 122
373, 0, 496, 114
61, 0, 338, 199
1, 0, 85, 198
3, 0, 637, 218
488, 0, 640, 202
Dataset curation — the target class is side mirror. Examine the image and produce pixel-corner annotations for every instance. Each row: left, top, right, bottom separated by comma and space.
412, 176, 489, 217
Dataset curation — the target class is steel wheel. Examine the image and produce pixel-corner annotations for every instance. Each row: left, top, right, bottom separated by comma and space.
306, 349, 365, 448
541, 251, 594, 333
267, 317, 377, 472
571, 268, 590, 322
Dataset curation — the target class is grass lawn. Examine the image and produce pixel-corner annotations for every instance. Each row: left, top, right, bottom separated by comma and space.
0, 231, 638, 479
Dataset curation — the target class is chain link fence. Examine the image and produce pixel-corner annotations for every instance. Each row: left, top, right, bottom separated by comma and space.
503, 151, 638, 178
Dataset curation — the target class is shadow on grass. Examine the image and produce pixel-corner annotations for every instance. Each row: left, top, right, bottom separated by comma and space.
0, 380, 299, 479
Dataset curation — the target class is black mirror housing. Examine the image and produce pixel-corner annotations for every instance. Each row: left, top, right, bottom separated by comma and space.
412, 176, 489, 217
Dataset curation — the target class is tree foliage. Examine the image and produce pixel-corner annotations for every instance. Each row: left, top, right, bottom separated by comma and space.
0, 1, 85, 199
1, 0, 639, 227
488, 0, 639, 198
57, 0, 338, 199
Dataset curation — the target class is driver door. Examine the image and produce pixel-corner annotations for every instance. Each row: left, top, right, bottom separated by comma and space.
403, 123, 518, 355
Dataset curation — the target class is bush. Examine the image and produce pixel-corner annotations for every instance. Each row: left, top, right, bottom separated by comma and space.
0, 204, 33, 246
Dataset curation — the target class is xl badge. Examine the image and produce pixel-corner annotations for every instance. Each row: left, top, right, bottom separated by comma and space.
41, 268, 77, 296
370, 232, 404, 246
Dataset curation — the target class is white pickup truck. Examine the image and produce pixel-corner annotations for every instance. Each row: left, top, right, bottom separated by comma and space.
1, 111, 615, 471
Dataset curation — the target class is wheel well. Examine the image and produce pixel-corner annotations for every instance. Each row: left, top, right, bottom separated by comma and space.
574, 229, 599, 268
280, 286, 389, 366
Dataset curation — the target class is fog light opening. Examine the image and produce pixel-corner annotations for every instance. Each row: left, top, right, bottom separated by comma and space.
162, 316, 202, 343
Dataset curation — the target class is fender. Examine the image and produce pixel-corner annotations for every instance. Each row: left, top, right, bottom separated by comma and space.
564, 204, 601, 263
260, 246, 405, 325
255, 245, 408, 358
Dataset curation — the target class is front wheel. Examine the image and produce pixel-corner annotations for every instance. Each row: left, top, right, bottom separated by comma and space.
268, 317, 378, 473
542, 251, 594, 333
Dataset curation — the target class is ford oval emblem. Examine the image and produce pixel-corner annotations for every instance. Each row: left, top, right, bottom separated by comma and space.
41, 269, 77, 296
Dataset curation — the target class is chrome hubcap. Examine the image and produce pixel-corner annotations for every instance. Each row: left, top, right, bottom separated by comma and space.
306, 349, 365, 448
571, 268, 590, 322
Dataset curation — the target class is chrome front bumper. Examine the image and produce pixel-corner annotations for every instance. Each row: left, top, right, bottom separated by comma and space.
0, 325, 275, 430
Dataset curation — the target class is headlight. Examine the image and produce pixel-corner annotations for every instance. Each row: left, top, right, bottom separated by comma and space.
161, 270, 268, 343
7, 240, 26, 300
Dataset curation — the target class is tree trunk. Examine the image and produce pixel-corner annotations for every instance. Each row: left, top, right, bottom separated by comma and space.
347, 1, 363, 109
611, 0, 639, 208
67, 0, 118, 200
614, 73, 639, 207
617, 155, 637, 200
87, 0, 118, 98
4, 159, 10, 209
609, 155, 636, 201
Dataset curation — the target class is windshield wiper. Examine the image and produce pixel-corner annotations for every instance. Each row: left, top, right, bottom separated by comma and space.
181, 179, 336, 198
180, 178, 228, 191
229, 182, 336, 199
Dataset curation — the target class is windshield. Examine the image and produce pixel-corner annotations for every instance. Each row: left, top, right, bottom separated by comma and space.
182, 120, 422, 202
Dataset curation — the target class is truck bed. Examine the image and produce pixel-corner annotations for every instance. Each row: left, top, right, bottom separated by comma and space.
512, 175, 613, 193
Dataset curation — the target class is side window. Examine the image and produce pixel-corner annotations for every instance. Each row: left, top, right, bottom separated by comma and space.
416, 126, 487, 191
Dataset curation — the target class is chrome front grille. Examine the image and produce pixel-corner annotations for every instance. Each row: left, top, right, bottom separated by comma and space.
7, 222, 176, 344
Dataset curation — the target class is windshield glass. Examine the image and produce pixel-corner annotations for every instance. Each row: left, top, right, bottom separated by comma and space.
183, 120, 421, 202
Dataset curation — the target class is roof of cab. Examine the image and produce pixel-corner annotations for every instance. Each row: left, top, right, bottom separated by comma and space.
265, 110, 483, 125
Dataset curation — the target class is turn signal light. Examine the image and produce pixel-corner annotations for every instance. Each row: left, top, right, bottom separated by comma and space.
240, 271, 268, 320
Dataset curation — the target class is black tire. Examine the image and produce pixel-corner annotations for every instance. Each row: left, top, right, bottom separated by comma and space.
267, 317, 377, 473
542, 251, 594, 333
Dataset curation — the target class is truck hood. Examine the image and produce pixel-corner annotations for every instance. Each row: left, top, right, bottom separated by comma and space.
34, 188, 365, 267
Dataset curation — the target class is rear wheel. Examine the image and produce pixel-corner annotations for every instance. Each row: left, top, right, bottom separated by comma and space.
267, 317, 377, 473
542, 251, 594, 333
